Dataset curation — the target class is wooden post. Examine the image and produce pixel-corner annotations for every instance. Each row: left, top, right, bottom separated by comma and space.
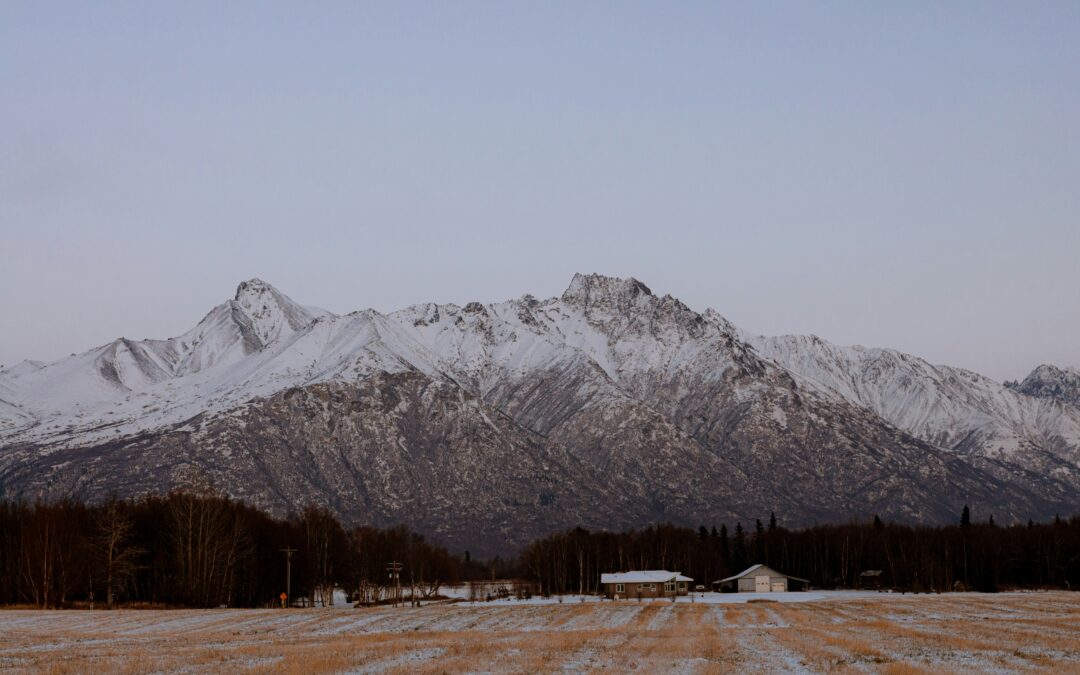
280, 547, 297, 608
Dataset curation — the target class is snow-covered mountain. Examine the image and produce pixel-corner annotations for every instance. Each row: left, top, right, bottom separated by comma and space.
1007, 365, 1080, 409
746, 334, 1080, 479
1, 274, 1077, 553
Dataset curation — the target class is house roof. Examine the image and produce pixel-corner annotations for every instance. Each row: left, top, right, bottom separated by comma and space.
600, 570, 693, 584
714, 563, 809, 584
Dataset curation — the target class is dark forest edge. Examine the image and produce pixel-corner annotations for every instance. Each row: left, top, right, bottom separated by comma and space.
1, 493, 1077, 608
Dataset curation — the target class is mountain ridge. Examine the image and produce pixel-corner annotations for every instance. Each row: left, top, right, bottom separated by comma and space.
1, 274, 1077, 553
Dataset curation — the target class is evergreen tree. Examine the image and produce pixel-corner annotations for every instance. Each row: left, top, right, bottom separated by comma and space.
719, 524, 730, 564
710, 525, 719, 539
732, 522, 747, 571
754, 519, 765, 561
960, 505, 971, 585
698, 525, 708, 540
768, 511, 777, 532
873, 514, 883, 529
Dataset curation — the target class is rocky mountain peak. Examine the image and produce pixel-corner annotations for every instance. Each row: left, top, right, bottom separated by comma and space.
1007, 364, 1080, 407
230, 279, 323, 347
561, 273, 654, 309
234, 278, 274, 302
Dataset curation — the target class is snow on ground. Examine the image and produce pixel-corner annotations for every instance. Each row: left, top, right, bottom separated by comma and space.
456, 590, 886, 606
1, 591, 1076, 673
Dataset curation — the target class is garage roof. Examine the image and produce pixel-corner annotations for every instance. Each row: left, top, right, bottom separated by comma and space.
715, 564, 809, 584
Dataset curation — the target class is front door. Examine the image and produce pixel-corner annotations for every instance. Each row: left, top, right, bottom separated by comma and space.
755, 576, 771, 592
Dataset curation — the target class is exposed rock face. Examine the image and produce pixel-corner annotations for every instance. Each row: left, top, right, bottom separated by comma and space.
1, 274, 1078, 554
747, 335, 1080, 488
1007, 365, 1080, 409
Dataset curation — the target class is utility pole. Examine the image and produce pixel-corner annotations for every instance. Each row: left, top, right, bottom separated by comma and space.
386, 561, 403, 608
281, 546, 297, 608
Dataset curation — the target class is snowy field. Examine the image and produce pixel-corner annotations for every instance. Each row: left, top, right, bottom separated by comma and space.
448, 589, 887, 606
0, 591, 1077, 673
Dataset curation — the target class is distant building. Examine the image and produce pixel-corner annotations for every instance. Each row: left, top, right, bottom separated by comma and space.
600, 570, 692, 599
859, 570, 884, 589
714, 564, 808, 592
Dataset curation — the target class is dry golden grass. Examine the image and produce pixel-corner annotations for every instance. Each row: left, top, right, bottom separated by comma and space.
1, 593, 1078, 673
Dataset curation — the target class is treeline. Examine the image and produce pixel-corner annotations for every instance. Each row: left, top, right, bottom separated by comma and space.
0, 493, 463, 608
520, 510, 1080, 595
3, 495, 1078, 608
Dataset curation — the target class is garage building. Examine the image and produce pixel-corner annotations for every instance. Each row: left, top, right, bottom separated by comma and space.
714, 564, 808, 592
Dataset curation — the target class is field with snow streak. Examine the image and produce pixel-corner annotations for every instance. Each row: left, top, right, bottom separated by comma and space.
1, 592, 1078, 673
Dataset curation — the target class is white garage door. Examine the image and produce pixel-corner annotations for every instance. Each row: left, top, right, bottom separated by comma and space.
771, 580, 786, 592
755, 576, 771, 592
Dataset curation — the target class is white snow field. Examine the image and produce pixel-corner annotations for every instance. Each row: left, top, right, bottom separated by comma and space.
0, 591, 1076, 673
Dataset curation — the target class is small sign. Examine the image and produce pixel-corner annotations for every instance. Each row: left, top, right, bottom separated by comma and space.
280, 592, 287, 608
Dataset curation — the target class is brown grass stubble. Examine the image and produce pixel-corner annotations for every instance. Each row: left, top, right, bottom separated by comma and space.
4, 593, 1079, 673
769, 596, 1080, 674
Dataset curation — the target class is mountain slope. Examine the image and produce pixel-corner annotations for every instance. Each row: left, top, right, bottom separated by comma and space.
1, 274, 1077, 553
746, 334, 1080, 471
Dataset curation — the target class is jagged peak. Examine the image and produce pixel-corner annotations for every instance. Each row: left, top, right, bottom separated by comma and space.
1027, 364, 1080, 379
221, 278, 326, 349
1008, 364, 1080, 406
234, 277, 278, 302
561, 273, 654, 307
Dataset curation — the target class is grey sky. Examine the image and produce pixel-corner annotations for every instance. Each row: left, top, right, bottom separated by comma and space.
2, 2, 1078, 381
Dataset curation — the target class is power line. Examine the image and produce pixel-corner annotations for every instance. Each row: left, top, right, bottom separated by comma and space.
388, 561, 406, 609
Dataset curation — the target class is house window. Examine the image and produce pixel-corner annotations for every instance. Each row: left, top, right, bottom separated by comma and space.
678, 582, 687, 590
639, 583, 655, 590
665, 582, 676, 592
615, 584, 624, 593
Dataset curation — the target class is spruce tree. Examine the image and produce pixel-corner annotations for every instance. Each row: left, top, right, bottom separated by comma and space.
754, 519, 765, 561
960, 505, 971, 528
733, 522, 747, 571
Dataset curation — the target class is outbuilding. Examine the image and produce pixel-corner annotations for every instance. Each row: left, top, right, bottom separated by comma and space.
714, 564, 808, 592
859, 570, 884, 589
600, 570, 692, 599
